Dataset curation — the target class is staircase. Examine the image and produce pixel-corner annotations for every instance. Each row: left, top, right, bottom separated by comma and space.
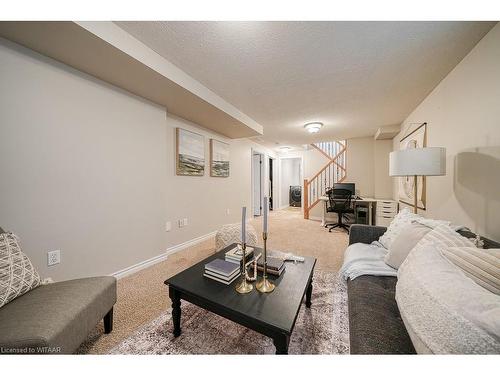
303, 140, 347, 219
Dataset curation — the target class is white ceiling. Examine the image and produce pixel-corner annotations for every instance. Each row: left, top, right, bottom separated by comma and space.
115, 21, 495, 146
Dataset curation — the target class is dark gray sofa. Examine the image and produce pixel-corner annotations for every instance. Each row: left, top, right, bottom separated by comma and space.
0, 227, 117, 354
346, 224, 500, 354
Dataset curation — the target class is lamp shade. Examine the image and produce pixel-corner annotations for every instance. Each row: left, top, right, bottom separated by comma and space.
389, 147, 446, 176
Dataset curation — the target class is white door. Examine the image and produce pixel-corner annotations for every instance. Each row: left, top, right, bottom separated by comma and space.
252, 153, 262, 216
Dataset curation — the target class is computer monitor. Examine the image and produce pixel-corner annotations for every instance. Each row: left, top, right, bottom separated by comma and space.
334, 182, 356, 196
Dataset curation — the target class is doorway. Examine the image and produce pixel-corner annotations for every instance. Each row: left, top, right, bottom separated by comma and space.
280, 157, 302, 209
252, 151, 264, 216
268, 157, 275, 210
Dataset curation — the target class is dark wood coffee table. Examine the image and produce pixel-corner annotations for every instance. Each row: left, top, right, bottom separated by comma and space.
164, 243, 316, 354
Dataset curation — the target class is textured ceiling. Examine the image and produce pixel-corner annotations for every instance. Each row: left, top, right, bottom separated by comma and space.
115, 21, 495, 146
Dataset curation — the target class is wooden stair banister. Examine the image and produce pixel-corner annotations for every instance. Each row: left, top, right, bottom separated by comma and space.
303, 140, 347, 220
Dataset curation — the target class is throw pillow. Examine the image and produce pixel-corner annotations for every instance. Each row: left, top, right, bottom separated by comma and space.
396, 243, 500, 354
0, 232, 41, 308
384, 222, 431, 269
378, 208, 420, 249
399, 224, 474, 269
440, 246, 500, 295
215, 223, 258, 251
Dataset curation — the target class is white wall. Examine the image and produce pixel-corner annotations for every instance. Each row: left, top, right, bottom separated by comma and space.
374, 139, 393, 199
0, 38, 276, 281
303, 148, 325, 183
345, 137, 375, 197
166, 116, 276, 244
304, 138, 393, 219
393, 23, 500, 241
279, 157, 302, 208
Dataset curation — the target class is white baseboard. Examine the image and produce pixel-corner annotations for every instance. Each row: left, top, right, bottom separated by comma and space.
110, 231, 217, 279
309, 216, 323, 222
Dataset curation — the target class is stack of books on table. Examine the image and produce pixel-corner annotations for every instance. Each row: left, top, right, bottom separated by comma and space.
204, 258, 241, 285
256, 256, 285, 276
225, 245, 255, 264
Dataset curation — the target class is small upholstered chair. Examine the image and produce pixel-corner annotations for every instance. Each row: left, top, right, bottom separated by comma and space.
215, 223, 258, 251
0, 227, 116, 354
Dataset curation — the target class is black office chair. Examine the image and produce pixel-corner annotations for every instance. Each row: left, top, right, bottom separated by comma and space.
325, 188, 354, 233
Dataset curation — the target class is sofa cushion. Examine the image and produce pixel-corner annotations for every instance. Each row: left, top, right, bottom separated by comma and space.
385, 223, 431, 269
0, 232, 41, 308
378, 208, 420, 249
0, 276, 116, 354
396, 244, 500, 354
384, 223, 431, 269
347, 275, 416, 354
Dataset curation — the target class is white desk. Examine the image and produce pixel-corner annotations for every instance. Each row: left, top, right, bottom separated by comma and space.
319, 196, 378, 226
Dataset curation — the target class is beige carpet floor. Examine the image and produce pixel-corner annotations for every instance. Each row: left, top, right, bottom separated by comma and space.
78, 208, 348, 354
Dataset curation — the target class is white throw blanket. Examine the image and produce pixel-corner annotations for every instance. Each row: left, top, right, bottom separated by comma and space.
396, 243, 500, 353
340, 241, 397, 281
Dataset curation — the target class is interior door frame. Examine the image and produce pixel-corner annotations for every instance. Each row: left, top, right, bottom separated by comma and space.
251, 149, 265, 216
278, 155, 304, 210
268, 156, 278, 210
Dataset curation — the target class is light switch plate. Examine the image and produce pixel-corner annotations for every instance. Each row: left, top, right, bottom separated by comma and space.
183, 218, 188, 226
165, 221, 171, 232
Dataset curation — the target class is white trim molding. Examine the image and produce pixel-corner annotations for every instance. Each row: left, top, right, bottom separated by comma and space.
110, 231, 217, 279
309, 215, 325, 223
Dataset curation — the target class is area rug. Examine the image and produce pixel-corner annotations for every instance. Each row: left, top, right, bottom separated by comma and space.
109, 271, 349, 354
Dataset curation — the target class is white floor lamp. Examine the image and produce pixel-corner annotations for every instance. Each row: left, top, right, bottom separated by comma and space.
389, 147, 446, 213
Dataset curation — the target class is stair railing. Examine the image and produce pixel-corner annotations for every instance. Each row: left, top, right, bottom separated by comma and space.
303, 140, 347, 219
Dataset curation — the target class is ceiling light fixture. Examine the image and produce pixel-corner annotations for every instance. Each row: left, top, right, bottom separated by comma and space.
304, 122, 323, 133
279, 146, 291, 153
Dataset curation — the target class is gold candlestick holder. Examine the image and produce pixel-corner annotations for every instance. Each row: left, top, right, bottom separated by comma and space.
235, 242, 253, 294
256, 233, 275, 293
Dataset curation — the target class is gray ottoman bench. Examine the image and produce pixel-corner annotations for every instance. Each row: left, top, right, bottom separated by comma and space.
0, 276, 116, 354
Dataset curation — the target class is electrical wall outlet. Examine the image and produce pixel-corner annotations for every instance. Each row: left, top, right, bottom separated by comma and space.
165, 221, 171, 232
47, 250, 61, 266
